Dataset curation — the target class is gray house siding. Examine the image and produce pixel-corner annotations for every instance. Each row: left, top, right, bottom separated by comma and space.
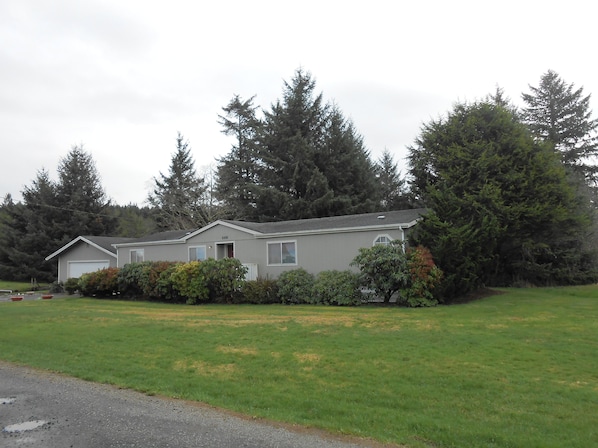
113, 225, 409, 279
116, 226, 258, 268
50, 239, 118, 282
256, 228, 406, 278
49, 209, 425, 283
63, 244, 113, 282
117, 244, 183, 267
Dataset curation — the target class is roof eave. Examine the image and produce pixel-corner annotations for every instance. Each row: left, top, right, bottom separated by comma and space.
255, 220, 421, 239
45, 236, 117, 261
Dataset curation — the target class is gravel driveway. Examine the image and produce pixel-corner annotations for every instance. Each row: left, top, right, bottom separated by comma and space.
0, 361, 392, 448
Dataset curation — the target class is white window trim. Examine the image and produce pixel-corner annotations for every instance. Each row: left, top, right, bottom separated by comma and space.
267, 240, 298, 266
373, 234, 393, 246
130, 248, 144, 263
188, 245, 207, 262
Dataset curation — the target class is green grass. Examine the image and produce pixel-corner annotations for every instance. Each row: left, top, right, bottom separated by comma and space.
0, 280, 50, 292
1, 287, 597, 447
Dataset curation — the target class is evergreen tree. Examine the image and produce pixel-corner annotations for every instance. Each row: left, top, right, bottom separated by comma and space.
148, 132, 208, 230
215, 69, 384, 221
257, 69, 330, 220
374, 149, 410, 210
317, 106, 379, 215
0, 146, 116, 281
55, 145, 116, 238
522, 70, 598, 183
0, 170, 62, 281
217, 69, 380, 221
110, 204, 158, 237
0, 195, 14, 279
216, 95, 262, 220
409, 100, 596, 301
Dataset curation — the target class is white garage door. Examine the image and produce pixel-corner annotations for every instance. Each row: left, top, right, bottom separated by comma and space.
68, 261, 110, 279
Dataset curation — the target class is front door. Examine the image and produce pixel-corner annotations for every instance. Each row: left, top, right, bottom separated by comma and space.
215, 242, 234, 259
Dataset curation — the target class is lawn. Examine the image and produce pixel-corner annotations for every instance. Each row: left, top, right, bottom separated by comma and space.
1, 286, 597, 447
0, 280, 50, 292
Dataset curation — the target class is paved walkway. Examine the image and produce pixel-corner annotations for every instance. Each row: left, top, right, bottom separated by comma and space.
0, 362, 392, 448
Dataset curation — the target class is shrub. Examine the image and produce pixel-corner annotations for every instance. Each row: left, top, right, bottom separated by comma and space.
277, 269, 315, 304
63, 277, 79, 295
198, 258, 248, 303
170, 261, 209, 304
313, 270, 362, 306
79, 267, 120, 297
351, 241, 409, 303
240, 278, 280, 304
50, 280, 65, 294
117, 262, 148, 298
168, 259, 248, 305
401, 246, 443, 307
351, 243, 443, 307
139, 261, 182, 302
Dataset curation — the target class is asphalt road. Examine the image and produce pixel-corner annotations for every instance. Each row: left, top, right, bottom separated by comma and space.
0, 361, 388, 448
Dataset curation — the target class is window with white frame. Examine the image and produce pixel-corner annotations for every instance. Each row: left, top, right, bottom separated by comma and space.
267, 241, 297, 265
373, 235, 393, 246
130, 249, 144, 263
189, 246, 207, 261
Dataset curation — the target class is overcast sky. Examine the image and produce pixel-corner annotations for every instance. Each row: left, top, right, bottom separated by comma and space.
2, 0, 596, 206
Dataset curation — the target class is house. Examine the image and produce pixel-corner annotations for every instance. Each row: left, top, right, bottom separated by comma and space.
45, 236, 135, 282
46, 208, 426, 283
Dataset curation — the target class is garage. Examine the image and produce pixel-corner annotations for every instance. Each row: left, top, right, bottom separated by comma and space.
67, 261, 110, 279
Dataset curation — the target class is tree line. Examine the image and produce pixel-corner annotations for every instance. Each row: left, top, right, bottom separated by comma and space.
1, 68, 597, 301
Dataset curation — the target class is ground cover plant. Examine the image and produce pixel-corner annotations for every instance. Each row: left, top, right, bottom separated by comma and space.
1, 286, 597, 447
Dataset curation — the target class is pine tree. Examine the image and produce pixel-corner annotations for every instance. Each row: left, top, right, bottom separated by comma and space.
216, 95, 262, 220
257, 69, 330, 220
111, 204, 157, 237
0, 146, 116, 281
215, 69, 382, 222
374, 150, 410, 210
0, 170, 62, 281
55, 145, 116, 237
522, 70, 598, 183
243, 69, 379, 220
409, 100, 597, 300
148, 132, 208, 230
317, 107, 379, 215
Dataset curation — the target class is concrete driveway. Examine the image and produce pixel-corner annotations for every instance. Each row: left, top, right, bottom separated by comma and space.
0, 362, 391, 448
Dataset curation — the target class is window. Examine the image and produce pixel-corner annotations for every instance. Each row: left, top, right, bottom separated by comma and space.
189, 246, 207, 261
267, 241, 297, 265
373, 235, 392, 246
130, 249, 144, 263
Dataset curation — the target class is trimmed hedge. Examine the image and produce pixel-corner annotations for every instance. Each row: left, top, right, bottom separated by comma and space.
169, 258, 247, 304
313, 270, 362, 306
79, 267, 119, 297
118, 261, 183, 301
239, 278, 280, 304
277, 268, 315, 304
71, 249, 442, 307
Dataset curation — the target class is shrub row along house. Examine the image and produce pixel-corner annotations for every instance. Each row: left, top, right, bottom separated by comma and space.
46, 209, 425, 283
